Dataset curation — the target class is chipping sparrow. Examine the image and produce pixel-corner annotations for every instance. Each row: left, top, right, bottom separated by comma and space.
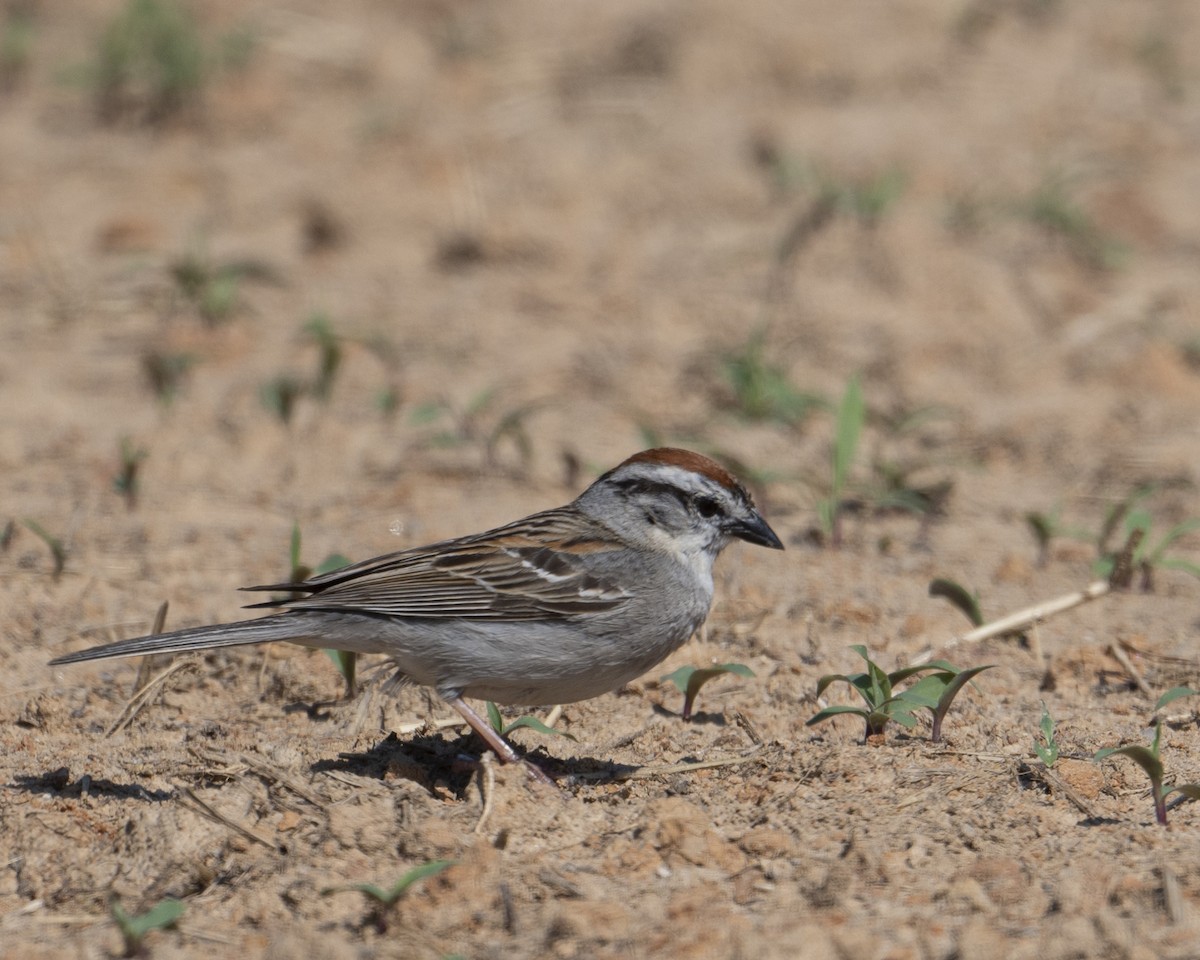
51, 448, 783, 785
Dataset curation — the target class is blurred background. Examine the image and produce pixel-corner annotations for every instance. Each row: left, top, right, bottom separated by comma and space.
4, 0, 1200, 622
5, 3, 1200, 955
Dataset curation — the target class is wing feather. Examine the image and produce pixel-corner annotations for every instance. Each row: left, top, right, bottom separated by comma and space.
242, 508, 631, 621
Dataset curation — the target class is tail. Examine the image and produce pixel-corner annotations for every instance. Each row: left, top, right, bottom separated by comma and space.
49, 615, 312, 666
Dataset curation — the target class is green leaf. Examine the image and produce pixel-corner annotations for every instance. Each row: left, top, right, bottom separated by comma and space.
662, 665, 696, 693
111, 897, 185, 953
663, 663, 755, 719
806, 704, 869, 726
21, 519, 66, 578
314, 553, 351, 576
323, 859, 455, 906
896, 673, 951, 709
501, 715, 577, 741
1147, 517, 1200, 562
322, 649, 358, 697
1164, 783, 1200, 804
289, 522, 304, 579
831, 375, 865, 498
1155, 686, 1199, 712
1094, 744, 1163, 785
928, 578, 984, 627
1156, 557, 1200, 580
486, 701, 504, 735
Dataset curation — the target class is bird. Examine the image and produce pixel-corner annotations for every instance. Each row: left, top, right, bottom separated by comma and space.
50, 448, 783, 785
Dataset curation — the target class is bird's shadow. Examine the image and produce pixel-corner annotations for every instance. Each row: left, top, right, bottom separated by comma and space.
313, 730, 643, 794
651, 703, 728, 726
9, 766, 174, 802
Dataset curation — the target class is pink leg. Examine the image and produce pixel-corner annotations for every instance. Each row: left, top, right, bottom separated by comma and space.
447, 697, 557, 787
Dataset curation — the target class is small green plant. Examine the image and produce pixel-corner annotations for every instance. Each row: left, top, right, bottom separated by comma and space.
661, 663, 756, 720
1156, 687, 1199, 712
1094, 493, 1200, 591
0, 7, 35, 92
112, 437, 148, 509
287, 524, 354, 695
170, 251, 276, 325
410, 389, 540, 471
323, 860, 454, 933
260, 375, 305, 425
896, 663, 994, 742
141, 350, 195, 404
109, 896, 184, 957
815, 374, 865, 547
721, 331, 826, 425
928, 578, 983, 627
1095, 721, 1200, 826
1022, 173, 1127, 272
824, 167, 908, 228
93, 0, 205, 124
1033, 701, 1060, 767
485, 702, 577, 741
22, 519, 65, 578
807, 645, 969, 742
305, 312, 342, 401
1023, 507, 1093, 568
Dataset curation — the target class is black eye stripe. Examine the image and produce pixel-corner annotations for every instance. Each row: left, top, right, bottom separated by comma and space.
613, 478, 729, 518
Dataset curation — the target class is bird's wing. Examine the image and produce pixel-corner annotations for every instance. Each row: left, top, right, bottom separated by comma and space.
243, 508, 632, 621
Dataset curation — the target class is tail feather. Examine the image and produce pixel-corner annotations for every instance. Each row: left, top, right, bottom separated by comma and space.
49, 616, 307, 665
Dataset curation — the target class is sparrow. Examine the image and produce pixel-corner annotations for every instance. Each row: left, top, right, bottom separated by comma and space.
51, 448, 783, 785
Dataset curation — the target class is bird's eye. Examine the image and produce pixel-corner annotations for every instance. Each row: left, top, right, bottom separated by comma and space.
694, 496, 721, 519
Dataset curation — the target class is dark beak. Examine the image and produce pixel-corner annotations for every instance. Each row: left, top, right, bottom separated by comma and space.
729, 510, 785, 550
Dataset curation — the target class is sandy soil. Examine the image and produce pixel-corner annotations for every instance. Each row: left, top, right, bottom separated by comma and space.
5, 1, 1200, 957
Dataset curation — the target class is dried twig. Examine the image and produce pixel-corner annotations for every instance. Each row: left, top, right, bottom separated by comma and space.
473, 753, 496, 835
178, 786, 279, 851
1107, 643, 1154, 699
105, 657, 197, 736
571, 746, 765, 782
915, 579, 1111, 664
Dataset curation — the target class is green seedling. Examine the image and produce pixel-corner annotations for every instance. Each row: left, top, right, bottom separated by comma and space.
375, 385, 400, 417
170, 251, 276, 325
807, 645, 958, 742
260, 375, 304, 424
0, 7, 34, 92
1095, 720, 1200, 826
112, 437, 148, 509
1095, 494, 1200, 591
1136, 31, 1184, 101
815, 374, 865, 547
928, 578, 983, 627
862, 405, 955, 520
323, 859, 454, 933
897, 663, 994, 742
109, 897, 184, 957
721, 331, 826, 425
0, 518, 14, 551
305, 313, 341, 401
410, 389, 540, 472
93, 0, 205, 125
22, 519, 65, 578
287, 524, 355, 696
485, 701, 577, 741
827, 167, 907, 228
1156, 687, 1199, 712
1033, 701, 1060, 767
661, 663, 756, 721
141, 350, 195, 405
1022, 173, 1127, 272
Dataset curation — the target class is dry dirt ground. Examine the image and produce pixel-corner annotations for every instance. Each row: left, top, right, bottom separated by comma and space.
4, 1, 1200, 958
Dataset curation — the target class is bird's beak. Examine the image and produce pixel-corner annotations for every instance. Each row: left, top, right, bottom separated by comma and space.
729, 510, 784, 550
